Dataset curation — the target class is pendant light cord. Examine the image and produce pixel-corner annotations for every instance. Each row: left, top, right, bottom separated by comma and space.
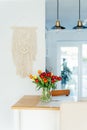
57, 0, 59, 20
79, 0, 80, 19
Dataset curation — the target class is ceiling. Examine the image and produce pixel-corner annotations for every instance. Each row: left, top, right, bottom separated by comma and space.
46, 0, 87, 30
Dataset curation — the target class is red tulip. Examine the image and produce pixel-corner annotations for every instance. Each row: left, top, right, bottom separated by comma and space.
40, 75, 44, 79
51, 79, 55, 83
35, 79, 39, 83
41, 72, 46, 76
51, 76, 55, 79
57, 76, 62, 81
46, 72, 51, 77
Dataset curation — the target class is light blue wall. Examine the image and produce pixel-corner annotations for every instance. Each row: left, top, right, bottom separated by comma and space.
46, 29, 87, 74
46, 0, 87, 29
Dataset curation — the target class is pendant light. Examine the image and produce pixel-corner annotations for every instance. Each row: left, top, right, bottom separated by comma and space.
51, 0, 65, 29
73, 0, 87, 29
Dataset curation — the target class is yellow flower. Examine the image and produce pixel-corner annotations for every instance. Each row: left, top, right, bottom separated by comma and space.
33, 76, 37, 79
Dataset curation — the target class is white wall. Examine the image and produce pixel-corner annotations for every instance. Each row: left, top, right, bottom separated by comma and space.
0, 0, 45, 130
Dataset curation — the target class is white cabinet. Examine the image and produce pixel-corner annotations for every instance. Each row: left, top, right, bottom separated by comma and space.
12, 96, 60, 130
13, 109, 60, 130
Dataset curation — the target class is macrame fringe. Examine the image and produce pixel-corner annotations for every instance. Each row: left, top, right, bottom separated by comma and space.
12, 27, 37, 77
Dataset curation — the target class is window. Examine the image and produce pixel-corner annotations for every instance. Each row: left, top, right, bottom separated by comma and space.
57, 42, 87, 99
82, 44, 87, 97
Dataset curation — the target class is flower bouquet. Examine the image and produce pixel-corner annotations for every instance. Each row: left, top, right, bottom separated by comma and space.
29, 70, 62, 102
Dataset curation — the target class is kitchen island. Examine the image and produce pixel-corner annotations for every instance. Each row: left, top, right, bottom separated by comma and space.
12, 95, 75, 130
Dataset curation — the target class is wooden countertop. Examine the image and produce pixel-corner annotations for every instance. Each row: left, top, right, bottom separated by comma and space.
12, 95, 60, 110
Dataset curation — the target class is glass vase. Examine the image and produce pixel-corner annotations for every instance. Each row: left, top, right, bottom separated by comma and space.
40, 88, 51, 102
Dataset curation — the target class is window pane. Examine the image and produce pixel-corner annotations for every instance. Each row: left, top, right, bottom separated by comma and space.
60, 47, 78, 96
82, 44, 87, 97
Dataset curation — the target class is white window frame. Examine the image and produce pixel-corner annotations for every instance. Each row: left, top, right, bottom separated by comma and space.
57, 41, 85, 100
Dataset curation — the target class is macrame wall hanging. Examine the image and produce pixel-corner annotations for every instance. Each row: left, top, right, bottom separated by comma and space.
12, 27, 37, 77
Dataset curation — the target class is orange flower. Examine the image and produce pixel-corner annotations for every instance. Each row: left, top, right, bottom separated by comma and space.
38, 70, 42, 75
43, 78, 48, 83
29, 74, 33, 79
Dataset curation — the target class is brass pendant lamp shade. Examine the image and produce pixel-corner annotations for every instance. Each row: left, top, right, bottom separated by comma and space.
73, 0, 87, 29
51, 0, 65, 29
